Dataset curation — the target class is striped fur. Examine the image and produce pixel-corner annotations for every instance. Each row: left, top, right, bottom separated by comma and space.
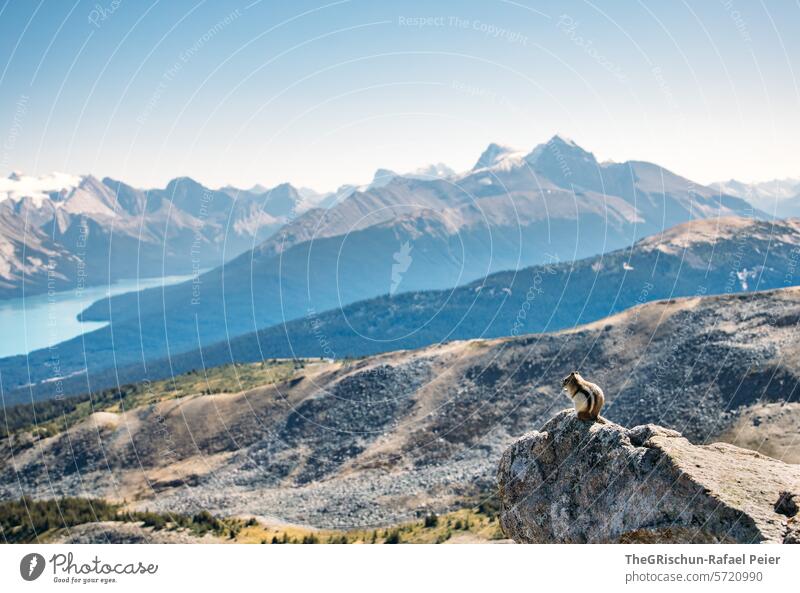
562, 372, 605, 420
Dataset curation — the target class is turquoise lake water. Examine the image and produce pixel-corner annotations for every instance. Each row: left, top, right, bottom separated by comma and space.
0, 273, 196, 358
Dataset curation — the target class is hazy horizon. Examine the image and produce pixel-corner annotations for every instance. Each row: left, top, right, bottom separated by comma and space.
1, 0, 799, 190
2, 132, 800, 196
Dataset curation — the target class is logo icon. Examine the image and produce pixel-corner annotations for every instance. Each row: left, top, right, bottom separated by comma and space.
390, 241, 413, 295
20, 553, 46, 581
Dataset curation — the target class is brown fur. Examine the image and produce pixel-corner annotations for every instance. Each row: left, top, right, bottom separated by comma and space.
562, 371, 605, 421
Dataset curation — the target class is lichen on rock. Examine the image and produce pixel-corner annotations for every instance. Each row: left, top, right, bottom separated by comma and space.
497, 409, 800, 543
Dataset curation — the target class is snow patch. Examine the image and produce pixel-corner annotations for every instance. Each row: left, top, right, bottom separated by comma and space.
0, 172, 82, 207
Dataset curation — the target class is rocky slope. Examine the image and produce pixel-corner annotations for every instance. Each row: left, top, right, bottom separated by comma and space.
498, 410, 800, 543
2, 287, 799, 529
718, 402, 800, 464
47, 521, 222, 544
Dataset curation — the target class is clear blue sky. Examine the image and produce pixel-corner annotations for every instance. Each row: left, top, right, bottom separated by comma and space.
1, 0, 798, 191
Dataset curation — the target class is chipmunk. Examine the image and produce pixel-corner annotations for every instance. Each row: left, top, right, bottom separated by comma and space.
562, 371, 604, 422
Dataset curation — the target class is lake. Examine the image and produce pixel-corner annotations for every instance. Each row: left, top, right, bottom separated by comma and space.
0, 273, 198, 357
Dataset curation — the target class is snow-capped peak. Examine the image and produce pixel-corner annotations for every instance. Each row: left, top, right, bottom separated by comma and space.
549, 134, 579, 147
0, 172, 83, 207
468, 143, 528, 175
472, 143, 518, 171
525, 135, 596, 168
410, 162, 456, 179
711, 178, 800, 201
367, 163, 456, 190
369, 168, 398, 189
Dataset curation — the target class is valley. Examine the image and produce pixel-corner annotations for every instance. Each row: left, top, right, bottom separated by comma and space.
4, 0, 799, 553
0, 271, 198, 357
2, 140, 797, 544
2, 285, 798, 533
2, 137, 755, 398
5, 215, 798, 406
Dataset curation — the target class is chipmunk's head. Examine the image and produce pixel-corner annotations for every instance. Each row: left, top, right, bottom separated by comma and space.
562, 371, 581, 393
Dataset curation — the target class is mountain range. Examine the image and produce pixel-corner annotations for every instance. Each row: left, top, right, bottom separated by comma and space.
0, 172, 325, 298
711, 177, 800, 217
3, 214, 797, 405
164, 216, 800, 365
0, 136, 760, 403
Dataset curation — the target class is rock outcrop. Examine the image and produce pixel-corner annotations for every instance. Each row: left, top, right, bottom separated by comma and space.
497, 410, 800, 543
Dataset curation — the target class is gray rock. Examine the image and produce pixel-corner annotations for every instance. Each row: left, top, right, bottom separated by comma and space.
47, 521, 222, 544
497, 409, 800, 543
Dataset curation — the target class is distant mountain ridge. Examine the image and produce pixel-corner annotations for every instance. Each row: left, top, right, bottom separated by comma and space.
79, 134, 756, 322
128, 216, 800, 375
1, 136, 759, 401
3, 215, 796, 405
0, 172, 315, 298
0, 138, 762, 302
711, 177, 800, 217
